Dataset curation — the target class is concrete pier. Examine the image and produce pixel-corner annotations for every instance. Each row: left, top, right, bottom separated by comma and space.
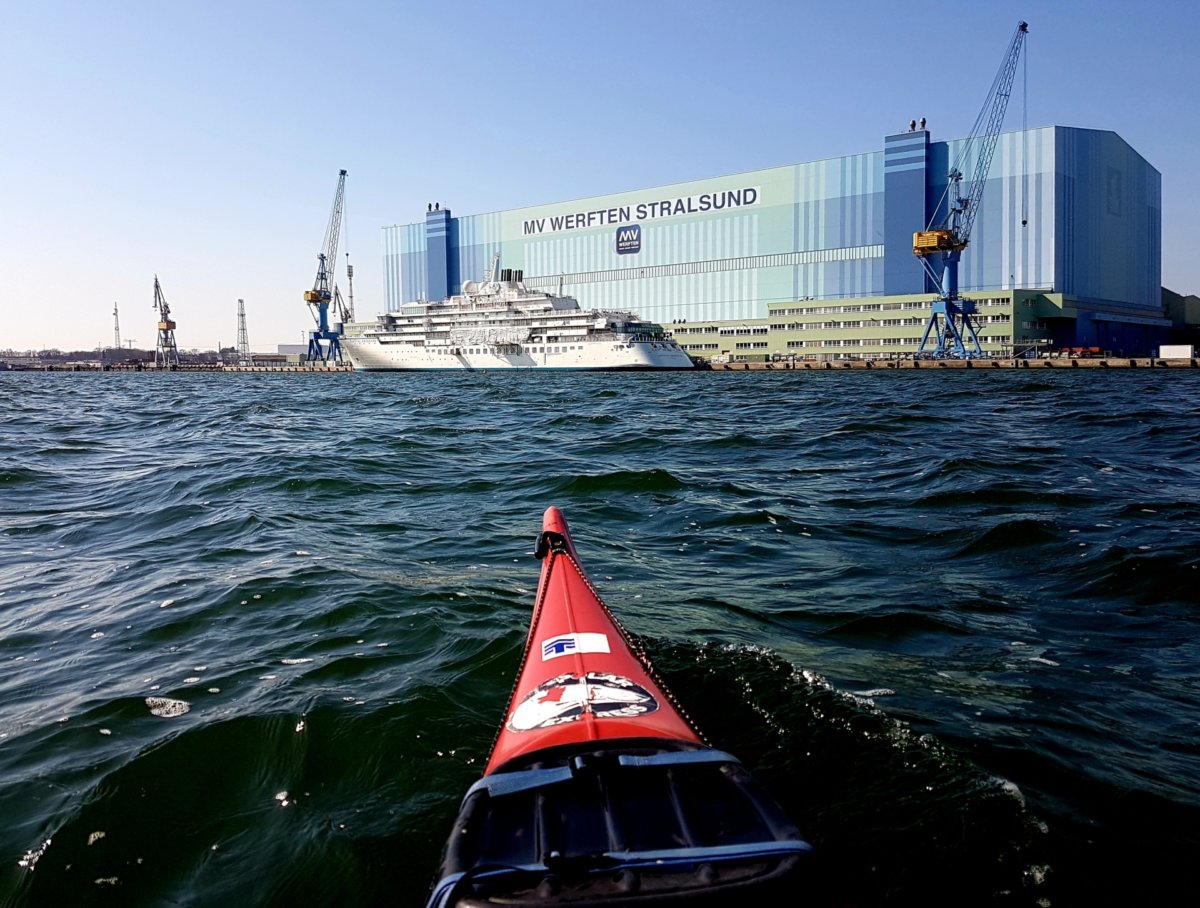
704, 357, 1198, 371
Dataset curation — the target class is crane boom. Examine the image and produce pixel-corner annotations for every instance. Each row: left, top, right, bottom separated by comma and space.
914, 21, 1028, 358
313, 169, 347, 299
954, 20, 1029, 249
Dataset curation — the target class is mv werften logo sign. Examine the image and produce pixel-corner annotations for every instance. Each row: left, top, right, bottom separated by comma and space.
616, 224, 641, 255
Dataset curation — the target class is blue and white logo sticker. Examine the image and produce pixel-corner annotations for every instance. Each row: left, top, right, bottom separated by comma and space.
615, 224, 641, 255
541, 632, 611, 661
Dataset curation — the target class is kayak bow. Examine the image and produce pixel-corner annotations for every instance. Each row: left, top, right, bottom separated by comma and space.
426, 507, 812, 907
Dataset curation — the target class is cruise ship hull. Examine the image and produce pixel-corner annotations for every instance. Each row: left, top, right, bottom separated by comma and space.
342, 338, 693, 371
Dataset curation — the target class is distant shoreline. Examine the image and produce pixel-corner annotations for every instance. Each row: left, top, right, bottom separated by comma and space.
2, 358, 1197, 374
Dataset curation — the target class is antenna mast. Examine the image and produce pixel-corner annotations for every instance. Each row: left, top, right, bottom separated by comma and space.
113, 303, 121, 352
236, 299, 254, 366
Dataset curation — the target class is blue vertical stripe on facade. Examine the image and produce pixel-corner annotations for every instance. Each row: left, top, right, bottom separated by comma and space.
424, 209, 451, 301
883, 130, 928, 294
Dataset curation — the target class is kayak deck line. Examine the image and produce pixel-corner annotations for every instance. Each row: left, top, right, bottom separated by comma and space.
427, 507, 813, 907
486, 512, 704, 774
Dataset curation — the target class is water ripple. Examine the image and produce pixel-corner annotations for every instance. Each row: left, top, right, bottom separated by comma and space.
1, 369, 1198, 905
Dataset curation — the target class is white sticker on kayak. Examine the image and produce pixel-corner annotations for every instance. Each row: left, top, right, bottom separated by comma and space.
541, 632, 611, 661
507, 672, 658, 732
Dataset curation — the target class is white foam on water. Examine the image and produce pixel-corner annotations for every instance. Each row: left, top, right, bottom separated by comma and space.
281, 658, 312, 665
87, 831, 105, 846
145, 697, 190, 718
207, 687, 220, 693
160, 599, 174, 608
90, 632, 104, 639
999, 779, 1026, 805
99, 728, 112, 735
18, 838, 51, 869
183, 676, 200, 683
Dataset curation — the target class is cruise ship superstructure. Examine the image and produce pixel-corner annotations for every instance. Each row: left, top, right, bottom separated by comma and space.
341, 265, 693, 371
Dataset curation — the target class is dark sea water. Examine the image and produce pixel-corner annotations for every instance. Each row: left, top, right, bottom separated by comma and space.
1, 369, 1198, 907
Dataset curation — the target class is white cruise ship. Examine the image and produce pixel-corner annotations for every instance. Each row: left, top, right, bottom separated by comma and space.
340, 265, 693, 372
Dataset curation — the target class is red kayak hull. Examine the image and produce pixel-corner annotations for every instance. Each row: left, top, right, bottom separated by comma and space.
423, 508, 812, 907
486, 507, 702, 774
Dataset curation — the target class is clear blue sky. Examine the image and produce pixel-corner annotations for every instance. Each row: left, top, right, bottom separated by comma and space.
4, 0, 1197, 352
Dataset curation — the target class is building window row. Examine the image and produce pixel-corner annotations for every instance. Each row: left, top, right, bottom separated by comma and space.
771, 296, 1011, 317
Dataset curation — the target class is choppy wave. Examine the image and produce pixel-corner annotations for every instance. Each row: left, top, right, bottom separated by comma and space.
1, 369, 1199, 905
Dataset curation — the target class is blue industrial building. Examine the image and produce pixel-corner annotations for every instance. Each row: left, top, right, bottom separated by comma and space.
381, 125, 1165, 358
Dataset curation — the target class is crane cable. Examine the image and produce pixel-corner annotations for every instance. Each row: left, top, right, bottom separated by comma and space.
1021, 33, 1029, 227
341, 183, 351, 323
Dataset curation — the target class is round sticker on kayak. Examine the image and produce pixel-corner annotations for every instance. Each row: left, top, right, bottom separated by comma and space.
507, 672, 659, 732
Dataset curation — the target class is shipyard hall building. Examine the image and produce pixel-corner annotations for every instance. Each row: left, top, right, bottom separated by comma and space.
381, 125, 1165, 361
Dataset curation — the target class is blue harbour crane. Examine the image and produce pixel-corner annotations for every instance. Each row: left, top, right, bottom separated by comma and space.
305, 169, 350, 362
914, 21, 1029, 358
